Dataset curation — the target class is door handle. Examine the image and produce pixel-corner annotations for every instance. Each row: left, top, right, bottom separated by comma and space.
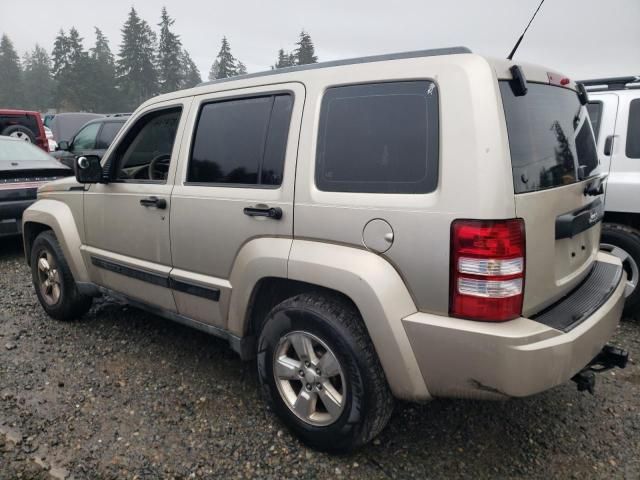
603, 135, 615, 156
243, 206, 283, 219
139, 196, 167, 209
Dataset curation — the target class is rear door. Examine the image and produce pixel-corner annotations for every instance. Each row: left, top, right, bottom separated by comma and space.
169, 83, 303, 328
587, 94, 619, 173
602, 93, 640, 213
500, 81, 604, 316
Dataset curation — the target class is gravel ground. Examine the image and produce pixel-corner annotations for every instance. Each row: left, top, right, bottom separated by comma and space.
1, 235, 639, 479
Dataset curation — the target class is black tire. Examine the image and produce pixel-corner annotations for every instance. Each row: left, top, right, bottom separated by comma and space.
257, 292, 394, 452
601, 222, 640, 314
30, 230, 92, 320
1, 124, 36, 143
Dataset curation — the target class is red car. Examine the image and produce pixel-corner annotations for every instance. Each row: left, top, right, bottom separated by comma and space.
0, 109, 49, 152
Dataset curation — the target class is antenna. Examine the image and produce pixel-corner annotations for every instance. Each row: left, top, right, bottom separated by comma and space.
507, 0, 546, 60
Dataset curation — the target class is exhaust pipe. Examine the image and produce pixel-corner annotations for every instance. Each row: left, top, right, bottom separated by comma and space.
571, 344, 629, 394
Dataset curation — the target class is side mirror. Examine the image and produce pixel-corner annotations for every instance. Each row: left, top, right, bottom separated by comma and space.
74, 155, 103, 183
57, 140, 69, 151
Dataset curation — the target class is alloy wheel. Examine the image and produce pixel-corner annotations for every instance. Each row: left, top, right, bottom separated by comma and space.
36, 249, 61, 305
273, 330, 346, 426
10, 131, 32, 142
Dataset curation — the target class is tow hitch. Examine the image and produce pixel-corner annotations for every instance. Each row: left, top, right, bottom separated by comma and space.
572, 345, 629, 394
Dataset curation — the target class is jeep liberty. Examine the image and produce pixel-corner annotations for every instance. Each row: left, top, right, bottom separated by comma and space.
23, 47, 628, 451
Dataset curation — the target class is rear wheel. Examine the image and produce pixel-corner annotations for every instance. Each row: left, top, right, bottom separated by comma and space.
601, 222, 640, 313
257, 292, 394, 452
2, 125, 36, 143
30, 231, 92, 320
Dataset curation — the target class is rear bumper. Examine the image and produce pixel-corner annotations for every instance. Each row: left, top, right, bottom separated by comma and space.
402, 251, 626, 400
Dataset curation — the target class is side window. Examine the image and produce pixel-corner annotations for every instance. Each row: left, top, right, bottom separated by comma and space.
71, 123, 100, 151
586, 101, 603, 143
96, 122, 124, 149
112, 107, 182, 182
627, 99, 640, 159
316, 81, 439, 194
187, 94, 293, 186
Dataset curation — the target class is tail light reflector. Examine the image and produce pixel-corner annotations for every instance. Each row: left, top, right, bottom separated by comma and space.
450, 219, 525, 321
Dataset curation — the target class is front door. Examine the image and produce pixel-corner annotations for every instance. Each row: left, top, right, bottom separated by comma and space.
82, 99, 192, 311
169, 83, 304, 328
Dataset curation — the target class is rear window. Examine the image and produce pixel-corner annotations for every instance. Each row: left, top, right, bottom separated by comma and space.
500, 82, 599, 194
0, 138, 52, 161
315, 81, 439, 194
627, 99, 640, 159
586, 101, 603, 142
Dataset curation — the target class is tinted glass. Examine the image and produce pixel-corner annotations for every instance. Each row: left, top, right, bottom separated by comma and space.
500, 82, 599, 194
188, 94, 292, 186
261, 95, 293, 185
586, 101, 603, 142
316, 81, 439, 194
113, 108, 181, 182
627, 99, 640, 158
96, 122, 124, 149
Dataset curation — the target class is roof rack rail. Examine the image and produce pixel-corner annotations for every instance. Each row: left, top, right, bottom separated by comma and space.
197, 46, 471, 88
579, 76, 640, 91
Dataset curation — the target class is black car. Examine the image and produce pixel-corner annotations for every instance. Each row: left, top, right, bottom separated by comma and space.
0, 137, 71, 236
52, 116, 128, 168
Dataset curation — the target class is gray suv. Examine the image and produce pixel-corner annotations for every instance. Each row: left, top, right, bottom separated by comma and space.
23, 47, 628, 451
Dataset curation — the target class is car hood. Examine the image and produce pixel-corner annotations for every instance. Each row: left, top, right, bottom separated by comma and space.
0, 158, 70, 172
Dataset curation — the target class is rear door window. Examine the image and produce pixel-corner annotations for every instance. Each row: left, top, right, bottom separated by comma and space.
586, 101, 603, 142
500, 82, 599, 194
187, 94, 293, 186
315, 81, 439, 194
626, 99, 640, 158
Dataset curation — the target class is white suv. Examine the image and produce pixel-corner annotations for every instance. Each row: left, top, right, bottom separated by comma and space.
583, 76, 640, 311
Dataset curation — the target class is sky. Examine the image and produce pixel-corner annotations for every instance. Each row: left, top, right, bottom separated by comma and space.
1, 0, 638, 81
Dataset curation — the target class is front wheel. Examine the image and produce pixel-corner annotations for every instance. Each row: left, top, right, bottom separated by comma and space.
601, 222, 640, 314
257, 292, 394, 452
30, 230, 92, 320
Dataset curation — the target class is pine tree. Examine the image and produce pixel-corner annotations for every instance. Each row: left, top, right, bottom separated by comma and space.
208, 60, 220, 81
0, 34, 23, 108
273, 48, 295, 69
51, 29, 71, 78
236, 61, 247, 76
22, 45, 54, 111
180, 49, 202, 88
210, 36, 237, 79
87, 28, 119, 112
157, 7, 183, 93
53, 27, 90, 110
294, 30, 318, 65
117, 7, 159, 110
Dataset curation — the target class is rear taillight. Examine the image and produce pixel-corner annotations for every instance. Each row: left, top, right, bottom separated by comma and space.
450, 219, 525, 321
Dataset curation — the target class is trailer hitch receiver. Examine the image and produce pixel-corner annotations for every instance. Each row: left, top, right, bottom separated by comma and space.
571, 345, 629, 394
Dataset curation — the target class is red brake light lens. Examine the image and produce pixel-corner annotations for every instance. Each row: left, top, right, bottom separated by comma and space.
450, 219, 525, 321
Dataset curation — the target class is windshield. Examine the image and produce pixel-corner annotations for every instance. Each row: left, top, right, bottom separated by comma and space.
500, 82, 599, 194
0, 138, 55, 162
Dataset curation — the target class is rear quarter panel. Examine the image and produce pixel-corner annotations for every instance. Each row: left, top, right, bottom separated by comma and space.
292, 53, 516, 315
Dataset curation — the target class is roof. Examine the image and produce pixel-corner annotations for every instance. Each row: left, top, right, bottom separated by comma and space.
0, 109, 40, 116
579, 76, 640, 91
197, 46, 472, 88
